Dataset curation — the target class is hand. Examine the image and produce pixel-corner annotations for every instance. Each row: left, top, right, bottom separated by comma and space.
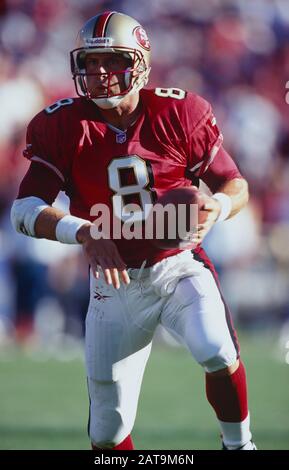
77, 224, 130, 289
191, 196, 221, 245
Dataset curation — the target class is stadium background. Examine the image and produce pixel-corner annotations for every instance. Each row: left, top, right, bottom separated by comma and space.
0, 0, 288, 449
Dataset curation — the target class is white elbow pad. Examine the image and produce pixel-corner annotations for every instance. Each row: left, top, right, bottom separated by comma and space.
10, 196, 49, 237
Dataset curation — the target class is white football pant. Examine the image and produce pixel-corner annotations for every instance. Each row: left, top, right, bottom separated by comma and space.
85, 250, 238, 448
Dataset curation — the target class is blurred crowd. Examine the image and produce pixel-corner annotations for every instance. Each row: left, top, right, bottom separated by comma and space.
0, 0, 289, 349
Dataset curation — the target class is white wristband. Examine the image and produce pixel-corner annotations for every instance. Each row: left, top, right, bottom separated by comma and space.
55, 215, 90, 244
212, 193, 232, 222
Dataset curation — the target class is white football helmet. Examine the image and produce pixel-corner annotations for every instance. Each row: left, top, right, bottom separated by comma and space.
70, 11, 151, 109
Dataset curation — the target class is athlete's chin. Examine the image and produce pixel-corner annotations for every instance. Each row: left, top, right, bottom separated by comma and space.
89, 87, 121, 99
89, 88, 107, 97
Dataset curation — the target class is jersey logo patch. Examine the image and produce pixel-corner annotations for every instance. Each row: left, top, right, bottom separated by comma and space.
116, 132, 127, 144
94, 289, 111, 302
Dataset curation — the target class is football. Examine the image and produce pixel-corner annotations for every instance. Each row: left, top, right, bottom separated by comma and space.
149, 186, 208, 250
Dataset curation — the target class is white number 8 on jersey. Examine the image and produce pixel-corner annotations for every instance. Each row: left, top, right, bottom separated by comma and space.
155, 88, 186, 100
108, 156, 154, 223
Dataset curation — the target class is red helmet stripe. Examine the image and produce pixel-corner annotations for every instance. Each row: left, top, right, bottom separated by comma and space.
94, 11, 115, 37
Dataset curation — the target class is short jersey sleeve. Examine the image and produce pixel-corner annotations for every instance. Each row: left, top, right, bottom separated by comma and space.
185, 94, 243, 190
186, 95, 224, 178
23, 109, 70, 188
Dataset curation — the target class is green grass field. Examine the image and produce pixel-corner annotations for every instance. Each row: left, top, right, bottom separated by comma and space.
0, 330, 288, 450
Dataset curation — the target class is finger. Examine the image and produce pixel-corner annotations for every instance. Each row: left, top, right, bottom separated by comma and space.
102, 268, 112, 286
200, 215, 215, 226
203, 202, 216, 211
197, 232, 206, 240
195, 226, 211, 241
90, 262, 99, 280
192, 231, 205, 242
112, 256, 130, 285
191, 233, 202, 241
110, 268, 121, 289
120, 269, 130, 285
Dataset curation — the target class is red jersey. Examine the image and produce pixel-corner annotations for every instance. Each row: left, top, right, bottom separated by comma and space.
20, 87, 242, 267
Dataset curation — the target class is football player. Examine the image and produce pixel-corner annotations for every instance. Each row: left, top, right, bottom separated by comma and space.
11, 11, 256, 450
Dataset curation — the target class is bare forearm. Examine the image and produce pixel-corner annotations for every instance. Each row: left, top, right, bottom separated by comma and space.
34, 206, 93, 243
34, 206, 67, 240
217, 178, 249, 219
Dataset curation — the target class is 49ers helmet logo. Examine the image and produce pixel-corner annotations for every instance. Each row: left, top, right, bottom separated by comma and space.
133, 26, 151, 51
